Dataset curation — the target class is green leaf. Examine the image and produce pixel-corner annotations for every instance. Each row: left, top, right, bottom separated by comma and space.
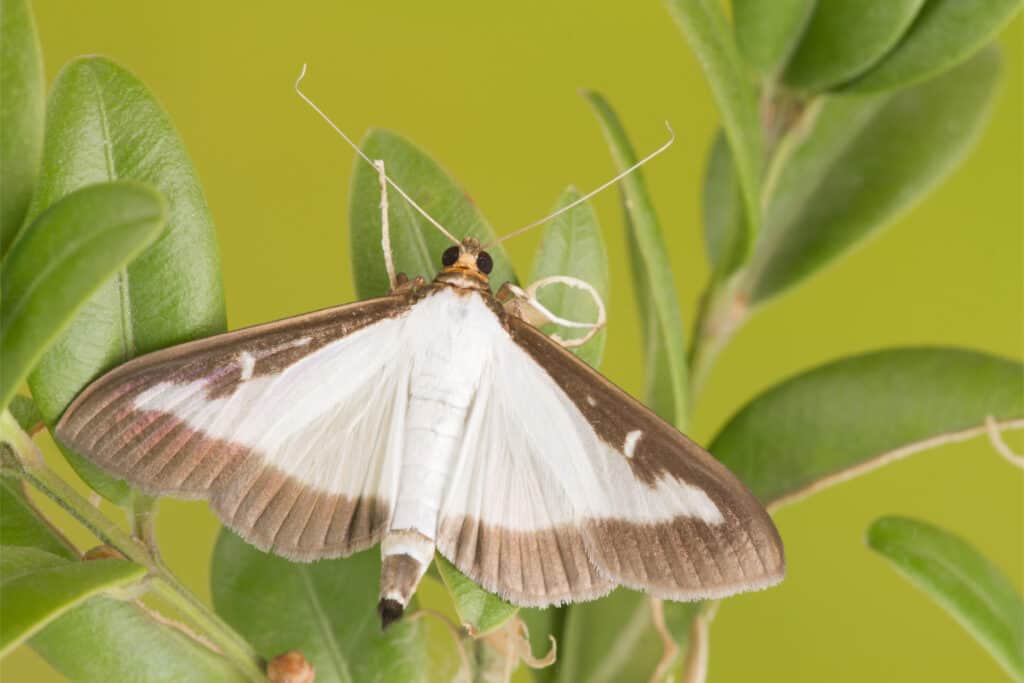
0, 478, 76, 559
783, 0, 927, 92
211, 529, 438, 683
349, 129, 515, 299
868, 517, 1024, 682
0, 0, 45, 255
435, 554, 517, 637
30, 594, 250, 682
711, 348, 1024, 508
0, 182, 166, 411
583, 92, 688, 427
665, 0, 761, 255
0, 547, 146, 657
529, 188, 609, 369
745, 46, 1002, 304
701, 132, 746, 280
25, 56, 226, 504
844, 0, 1023, 93
7, 395, 41, 434
555, 590, 701, 683
731, 0, 815, 77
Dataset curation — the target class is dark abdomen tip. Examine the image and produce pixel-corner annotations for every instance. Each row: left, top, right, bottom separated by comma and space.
378, 598, 404, 630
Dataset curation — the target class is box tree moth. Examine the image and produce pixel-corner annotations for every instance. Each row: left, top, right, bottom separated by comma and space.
55, 67, 784, 630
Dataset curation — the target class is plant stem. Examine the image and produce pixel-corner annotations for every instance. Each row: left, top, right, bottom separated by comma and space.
687, 275, 749, 403
681, 602, 718, 683
131, 493, 161, 559
0, 412, 266, 682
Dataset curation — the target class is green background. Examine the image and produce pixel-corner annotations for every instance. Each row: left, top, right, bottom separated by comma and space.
6, 2, 1021, 681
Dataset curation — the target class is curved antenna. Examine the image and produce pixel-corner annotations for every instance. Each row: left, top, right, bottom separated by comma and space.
294, 65, 460, 245
482, 122, 676, 249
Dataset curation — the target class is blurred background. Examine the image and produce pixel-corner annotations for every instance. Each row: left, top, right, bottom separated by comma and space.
6, 2, 1021, 681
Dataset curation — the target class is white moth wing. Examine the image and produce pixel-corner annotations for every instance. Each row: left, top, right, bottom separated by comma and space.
438, 315, 784, 606
56, 294, 417, 560
438, 354, 616, 606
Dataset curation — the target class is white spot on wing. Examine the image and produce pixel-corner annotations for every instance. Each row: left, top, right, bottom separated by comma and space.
238, 351, 256, 381
289, 337, 312, 348
623, 430, 642, 459
586, 395, 597, 407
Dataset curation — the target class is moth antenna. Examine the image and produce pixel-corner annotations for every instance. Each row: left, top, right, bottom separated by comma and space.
505, 276, 607, 348
483, 122, 675, 249
294, 64, 461, 245
375, 159, 398, 290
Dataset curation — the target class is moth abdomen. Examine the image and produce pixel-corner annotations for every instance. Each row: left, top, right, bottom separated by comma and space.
378, 530, 434, 629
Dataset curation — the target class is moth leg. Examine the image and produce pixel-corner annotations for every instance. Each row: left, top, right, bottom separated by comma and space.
497, 275, 607, 348
391, 273, 428, 296
375, 159, 399, 291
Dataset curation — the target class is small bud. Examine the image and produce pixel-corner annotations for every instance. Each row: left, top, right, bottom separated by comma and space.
83, 545, 126, 561
267, 650, 315, 683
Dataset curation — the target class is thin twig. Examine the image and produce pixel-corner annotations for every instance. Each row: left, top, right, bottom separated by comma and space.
512, 617, 556, 669
985, 415, 1024, 469
681, 603, 718, 683
649, 597, 679, 683
767, 418, 1024, 512
132, 494, 162, 560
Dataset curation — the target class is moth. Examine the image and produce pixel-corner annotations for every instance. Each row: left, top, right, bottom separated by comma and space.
55, 68, 784, 630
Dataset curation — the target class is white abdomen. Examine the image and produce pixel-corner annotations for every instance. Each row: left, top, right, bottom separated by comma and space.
391, 337, 479, 537
379, 288, 494, 622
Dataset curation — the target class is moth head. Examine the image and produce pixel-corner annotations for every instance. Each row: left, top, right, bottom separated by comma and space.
440, 237, 493, 281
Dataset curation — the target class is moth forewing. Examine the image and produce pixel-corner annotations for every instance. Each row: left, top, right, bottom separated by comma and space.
54, 293, 419, 560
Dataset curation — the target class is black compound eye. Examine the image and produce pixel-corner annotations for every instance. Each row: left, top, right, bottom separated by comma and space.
476, 251, 493, 274
441, 246, 460, 267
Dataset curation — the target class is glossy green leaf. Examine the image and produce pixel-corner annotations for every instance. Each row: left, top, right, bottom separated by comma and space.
731, 0, 815, 77
529, 188, 609, 369
30, 594, 250, 682
0, 182, 166, 412
0, 0, 45, 255
745, 47, 1001, 304
784, 0, 927, 91
555, 590, 701, 683
0, 547, 146, 657
0, 477, 76, 559
349, 129, 514, 299
868, 517, 1024, 681
701, 132, 746, 280
7, 395, 41, 434
435, 554, 517, 637
845, 0, 1023, 93
25, 56, 226, 504
583, 92, 688, 427
212, 529, 438, 683
665, 0, 761, 254
711, 348, 1024, 508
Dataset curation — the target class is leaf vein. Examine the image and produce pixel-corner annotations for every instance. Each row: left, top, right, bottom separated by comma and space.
298, 566, 352, 683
